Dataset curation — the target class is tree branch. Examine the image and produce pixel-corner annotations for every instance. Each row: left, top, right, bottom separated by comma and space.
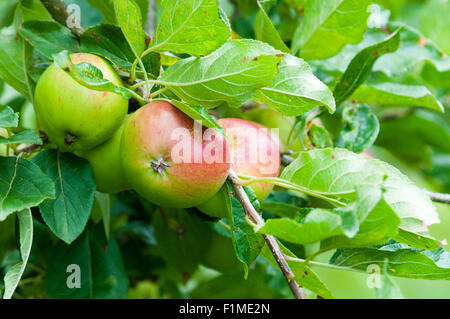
40, 0, 83, 36
281, 151, 450, 205
424, 190, 450, 204
227, 169, 306, 299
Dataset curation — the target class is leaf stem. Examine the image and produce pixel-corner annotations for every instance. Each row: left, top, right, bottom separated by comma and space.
237, 174, 348, 207
228, 169, 306, 299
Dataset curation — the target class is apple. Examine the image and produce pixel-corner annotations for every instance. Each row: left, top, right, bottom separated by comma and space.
243, 107, 302, 151
76, 118, 129, 194
201, 230, 241, 274
120, 101, 230, 208
34, 53, 128, 152
197, 118, 280, 218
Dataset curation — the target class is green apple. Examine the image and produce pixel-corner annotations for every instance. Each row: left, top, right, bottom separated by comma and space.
197, 118, 280, 218
34, 53, 128, 152
120, 101, 230, 208
77, 119, 128, 194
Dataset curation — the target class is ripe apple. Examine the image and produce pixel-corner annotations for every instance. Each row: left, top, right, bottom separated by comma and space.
34, 53, 128, 152
76, 118, 129, 194
120, 101, 230, 208
244, 107, 302, 151
197, 118, 280, 218
201, 230, 241, 274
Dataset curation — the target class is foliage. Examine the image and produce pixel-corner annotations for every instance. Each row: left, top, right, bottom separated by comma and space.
0, 0, 449, 300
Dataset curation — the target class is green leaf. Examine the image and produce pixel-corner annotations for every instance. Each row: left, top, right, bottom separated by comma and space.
112, 0, 146, 56
150, 0, 231, 56
292, 0, 371, 60
0, 105, 18, 128
322, 185, 401, 249
87, 0, 117, 24
226, 184, 265, 277
376, 262, 404, 299
351, 82, 444, 112
0, 26, 34, 101
333, 28, 401, 105
91, 192, 110, 241
170, 99, 224, 134
254, 1, 291, 54
2, 208, 33, 299
260, 241, 333, 298
53, 50, 131, 99
153, 207, 212, 277
80, 24, 160, 77
0, 129, 42, 145
253, 54, 336, 116
0, 156, 55, 221
46, 223, 129, 298
160, 39, 283, 108
32, 150, 96, 244
280, 148, 440, 241
331, 244, 450, 280
258, 207, 357, 245
18, 21, 80, 59
303, 123, 334, 149
336, 103, 379, 153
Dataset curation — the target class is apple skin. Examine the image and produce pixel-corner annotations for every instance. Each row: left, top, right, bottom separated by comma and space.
76, 119, 129, 194
201, 231, 241, 274
34, 53, 128, 152
120, 101, 231, 208
244, 107, 302, 151
197, 118, 280, 218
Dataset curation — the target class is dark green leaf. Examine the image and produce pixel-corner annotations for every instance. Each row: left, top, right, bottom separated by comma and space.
0, 156, 54, 221
32, 150, 95, 244
0, 105, 18, 128
46, 223, 129, 298
171, 99, 224, 134
0, 129, 42, 145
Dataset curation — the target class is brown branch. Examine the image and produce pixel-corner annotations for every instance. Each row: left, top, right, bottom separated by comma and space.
228, 169, 306, 299
40, 0, 84, 36
424, 190, 450, 205
281, 150, 450, 205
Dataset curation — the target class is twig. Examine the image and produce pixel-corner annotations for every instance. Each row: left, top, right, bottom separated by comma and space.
40, 0, 84, 36
227, 169, 306, 299
424, 190, 450, 204
281, 150, 450, 205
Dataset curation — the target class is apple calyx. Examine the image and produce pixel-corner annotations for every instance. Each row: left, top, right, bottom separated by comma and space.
151, 157, 170, 175
64, 133, 79, 146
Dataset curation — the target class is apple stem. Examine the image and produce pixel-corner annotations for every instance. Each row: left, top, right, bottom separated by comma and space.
228, 169, 306, 300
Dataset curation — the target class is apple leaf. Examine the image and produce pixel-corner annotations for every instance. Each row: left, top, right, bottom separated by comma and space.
280, 148, 440, 247
0, 27, 34, 102
225, 184, 265, 278
0, 156, 55, 221
330, 243, 450, 280
254, 1, 291, 53
153, 207, 212, 277
32, 150, 96, 244
18, 21, 80, 59
160, 39, 284, 108
253, 54, 336, 116
292, 0, 371, 60
351, 82, 444, 112
53, 50, 132, 99
150, 0, 231, 56
170, 99, 224, 134
0, 105, 18, 128
336, 103, 380, 153
0, 129, 42, 145
87, 0, 117, 24
112, 0, 146, 56
333, 28, 401, 105
46, 223, 129, 298
261, 240, 333, 298
2, 208, 33, 299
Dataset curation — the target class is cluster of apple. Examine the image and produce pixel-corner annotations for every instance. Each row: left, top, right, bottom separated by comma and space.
34, 53, 282, 218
